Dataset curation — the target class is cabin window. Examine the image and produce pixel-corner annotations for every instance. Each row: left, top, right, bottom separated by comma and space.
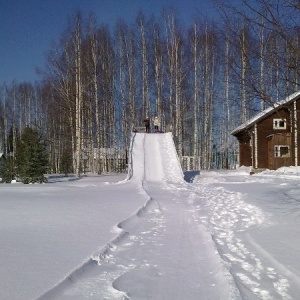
274, 145, 290, 158
273, 118, 286, 129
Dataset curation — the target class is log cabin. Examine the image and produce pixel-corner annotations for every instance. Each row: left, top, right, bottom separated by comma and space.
231, 91, 300, 173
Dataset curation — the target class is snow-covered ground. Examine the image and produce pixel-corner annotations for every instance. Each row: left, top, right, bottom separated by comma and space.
1, 133, 300, 299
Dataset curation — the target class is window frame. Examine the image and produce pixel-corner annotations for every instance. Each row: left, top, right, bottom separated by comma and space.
274, 145, 290, 158
273, 118, 286, 130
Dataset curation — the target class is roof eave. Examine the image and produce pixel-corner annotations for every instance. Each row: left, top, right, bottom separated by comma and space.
231, 90, 300, 136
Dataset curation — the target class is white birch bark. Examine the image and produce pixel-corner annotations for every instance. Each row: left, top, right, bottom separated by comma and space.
192, 23, 199, 159
153, 24, 163, 125
241, 27, 247, 123
259, 15, 266, 111
74, 16, 83, 176
139, 15, 151, 119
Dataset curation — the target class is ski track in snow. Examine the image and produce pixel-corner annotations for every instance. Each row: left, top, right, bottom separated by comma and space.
36, 134, 298, 299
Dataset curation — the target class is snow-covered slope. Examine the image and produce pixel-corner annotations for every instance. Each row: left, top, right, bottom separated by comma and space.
127, 132, 183, 183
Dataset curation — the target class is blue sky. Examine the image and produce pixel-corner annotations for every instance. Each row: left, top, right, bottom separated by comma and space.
0, 0, 219, 84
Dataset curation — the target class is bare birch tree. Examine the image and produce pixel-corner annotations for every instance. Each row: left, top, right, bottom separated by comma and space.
190, 23, 200, 159
153, 21, 165, 129
137, 12, 151, 120
164, 10, 185, 155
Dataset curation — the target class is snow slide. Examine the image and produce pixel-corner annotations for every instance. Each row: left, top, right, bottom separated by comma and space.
127, 132, 184, 183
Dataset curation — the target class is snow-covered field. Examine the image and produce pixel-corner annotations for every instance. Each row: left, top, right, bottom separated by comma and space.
1, 133, 300, 299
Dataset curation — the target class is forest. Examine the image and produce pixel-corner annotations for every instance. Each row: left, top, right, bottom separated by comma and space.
0, 0, 299, 176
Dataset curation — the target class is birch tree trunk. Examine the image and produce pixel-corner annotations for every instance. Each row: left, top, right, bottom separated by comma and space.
164, 10, 184, 156
164, 11, 175, 135
224, 34, 230, 168
153, 24, 163, 126
127, 31, 137, 132
240, 27, 247, 123
74, 16, 83, 176
116, 23, 129, 150
1, 86, 9, 154
138, 14, 151, 120
87, 20, 100, 173
12, 84, 17, 157
192, 23, 199, 159
259, 15, 266, 111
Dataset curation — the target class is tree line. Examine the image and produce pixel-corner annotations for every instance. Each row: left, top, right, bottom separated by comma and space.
0, 0, 299, 178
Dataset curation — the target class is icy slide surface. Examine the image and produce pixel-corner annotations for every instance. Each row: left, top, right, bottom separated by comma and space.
128, 132, 184, 183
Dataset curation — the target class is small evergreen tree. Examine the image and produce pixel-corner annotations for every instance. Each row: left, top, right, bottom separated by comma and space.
0, 156, 15, 183
15, 127, 48, 184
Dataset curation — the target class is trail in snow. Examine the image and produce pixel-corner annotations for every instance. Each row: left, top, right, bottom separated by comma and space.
190, 183, 276, 299
112, 182, 237, 299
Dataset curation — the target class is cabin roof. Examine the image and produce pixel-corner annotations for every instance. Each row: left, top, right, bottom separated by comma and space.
231, 90, 300, 136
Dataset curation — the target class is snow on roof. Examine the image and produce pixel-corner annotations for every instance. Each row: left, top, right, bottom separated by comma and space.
231, 90, 300, 136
